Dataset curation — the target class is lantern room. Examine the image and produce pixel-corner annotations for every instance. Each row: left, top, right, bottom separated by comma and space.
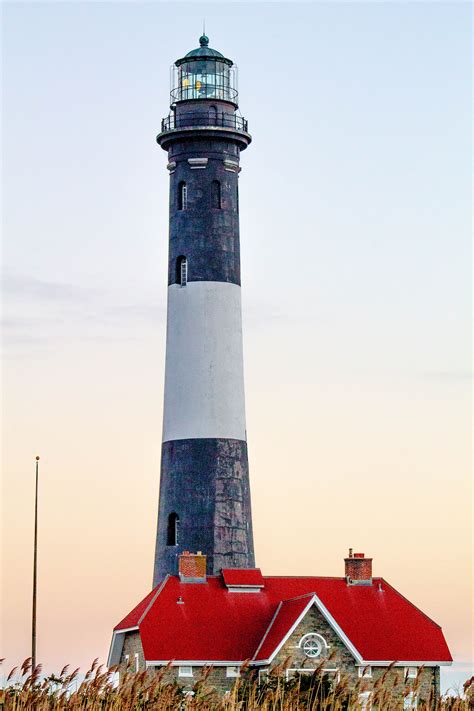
170, 35, 238, 105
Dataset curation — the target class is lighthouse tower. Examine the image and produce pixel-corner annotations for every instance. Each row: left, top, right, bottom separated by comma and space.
153, 35, 255, 585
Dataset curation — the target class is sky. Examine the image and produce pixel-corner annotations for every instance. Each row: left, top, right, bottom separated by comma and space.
1, 0, 472, 695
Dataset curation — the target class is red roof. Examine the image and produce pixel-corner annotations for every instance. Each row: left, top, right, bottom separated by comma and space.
222, 568, 264, 587
111, 573, 452, 664
254, 594, 313, 661
115, 587, 157, 631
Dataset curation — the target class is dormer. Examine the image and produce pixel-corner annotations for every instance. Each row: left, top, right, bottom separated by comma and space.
222, 568, 265, 593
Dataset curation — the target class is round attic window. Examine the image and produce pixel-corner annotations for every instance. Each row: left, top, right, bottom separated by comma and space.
301, 634, 323, 658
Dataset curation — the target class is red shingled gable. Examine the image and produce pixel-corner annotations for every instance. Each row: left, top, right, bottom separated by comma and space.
222, 568, 264, 587
112, 573, 452, 664
254, 594, 314, 661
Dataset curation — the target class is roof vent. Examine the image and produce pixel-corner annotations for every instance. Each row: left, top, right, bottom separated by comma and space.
222, 568, 265, 592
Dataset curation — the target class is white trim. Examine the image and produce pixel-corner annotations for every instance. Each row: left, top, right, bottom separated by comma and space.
107, 627, 139, 668
298, 632, 327, 658
359, 661, 452, 667
223, 159, 240, 173
405, 666, 418, 679
134, 653, 139, 672
310, 594, 364, 664
146, 660, 245, 668
188, 158, 208, 169
358, 665, 372, 678
115, 626, 139, 634
227, 586, 262, 593
253, 594, 364, 665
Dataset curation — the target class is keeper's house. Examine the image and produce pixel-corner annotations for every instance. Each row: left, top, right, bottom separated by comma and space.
108, 550, 452, 705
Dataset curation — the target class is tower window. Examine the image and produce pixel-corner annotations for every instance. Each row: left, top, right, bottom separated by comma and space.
211, 180, 221, 209
167, 512, 179, 546
209, 105, 218, 124
176, 256, 187, 287
178, 181, 187, 210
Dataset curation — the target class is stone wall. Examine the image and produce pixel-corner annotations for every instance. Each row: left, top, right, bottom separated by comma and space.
120, 632, 145, 673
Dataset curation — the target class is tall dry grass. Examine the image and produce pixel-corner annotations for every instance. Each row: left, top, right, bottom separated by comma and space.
0, 658, 470, 710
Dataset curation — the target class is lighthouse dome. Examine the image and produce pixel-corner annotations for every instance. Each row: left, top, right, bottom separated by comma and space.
182, 35, 227, 61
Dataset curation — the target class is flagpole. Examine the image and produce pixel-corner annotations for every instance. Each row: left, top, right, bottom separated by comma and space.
32, 455, 39, 672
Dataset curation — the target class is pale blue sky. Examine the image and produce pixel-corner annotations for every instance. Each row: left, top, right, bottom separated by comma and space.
2, 1, 472, 694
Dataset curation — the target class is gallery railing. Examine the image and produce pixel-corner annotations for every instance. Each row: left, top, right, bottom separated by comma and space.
161, 112, 248, 133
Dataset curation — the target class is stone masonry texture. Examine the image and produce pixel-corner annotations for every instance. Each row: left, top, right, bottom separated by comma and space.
154, 438, 254, 583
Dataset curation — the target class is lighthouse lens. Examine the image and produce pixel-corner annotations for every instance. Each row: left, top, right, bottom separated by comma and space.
173, 61, 237, 102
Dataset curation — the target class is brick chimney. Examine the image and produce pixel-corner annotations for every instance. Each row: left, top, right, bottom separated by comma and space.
344, 549, 373, 586
178, 551, 207, 583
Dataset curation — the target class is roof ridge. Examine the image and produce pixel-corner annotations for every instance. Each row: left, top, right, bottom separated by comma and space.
138, 575, 170, 626
252, 601, 283, 661
379, 578, 442, 630
263, 576, 346, 580
280, 592, 316, 603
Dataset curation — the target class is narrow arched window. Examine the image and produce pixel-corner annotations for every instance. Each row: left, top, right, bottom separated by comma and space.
177, 181, 187, 210
209, 105, 218, 124
167, 512, 179, 546
211, 180, 221, 209
176, 256, 187, 286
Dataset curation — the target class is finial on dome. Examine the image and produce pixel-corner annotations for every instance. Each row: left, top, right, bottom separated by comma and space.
199, 34, 209, 47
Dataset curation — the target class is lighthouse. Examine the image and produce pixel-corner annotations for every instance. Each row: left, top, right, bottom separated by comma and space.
153, 35, 255, 585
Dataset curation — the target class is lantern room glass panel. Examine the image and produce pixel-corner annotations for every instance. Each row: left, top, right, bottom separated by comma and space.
171, 61, 238, 102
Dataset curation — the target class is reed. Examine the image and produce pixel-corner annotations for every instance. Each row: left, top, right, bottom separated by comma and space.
0, 659, 469, 710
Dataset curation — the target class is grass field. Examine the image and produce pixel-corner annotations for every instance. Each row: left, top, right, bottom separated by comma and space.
1, 659, 471, 710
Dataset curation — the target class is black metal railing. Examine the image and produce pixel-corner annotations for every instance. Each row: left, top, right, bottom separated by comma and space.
161, 112, 248, 134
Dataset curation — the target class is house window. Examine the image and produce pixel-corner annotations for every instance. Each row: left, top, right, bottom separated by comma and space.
176, 256, 188, 287
178, 666, 193, 677
358, 665, 372, 678
359, 691, 372, 710
404, 692, 418, 709
405, 667, 418, 679
211, 180, 221, 209
134, 653, 139, 672
167, 512, 179, 546
209, 105, 218, 124
178, 181, 187, 210
299, 633, 326, 658
226, 666, 240, 678
286, 668, 339, 682
124, 654, 130, 667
